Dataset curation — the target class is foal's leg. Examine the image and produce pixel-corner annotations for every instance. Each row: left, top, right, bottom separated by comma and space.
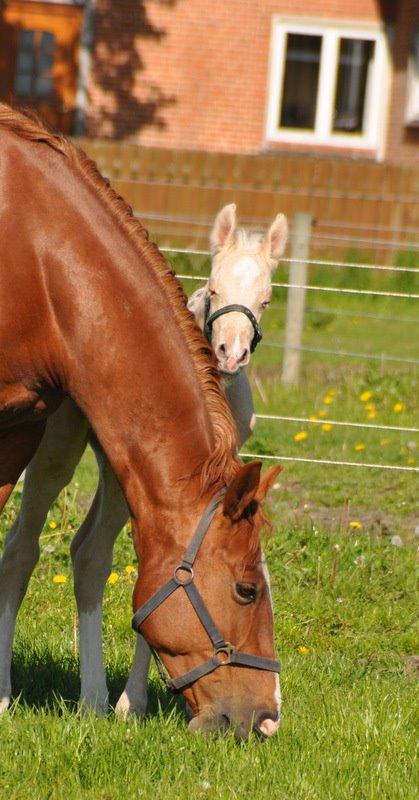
0, 402, 88, 713
70, 440, 132, 714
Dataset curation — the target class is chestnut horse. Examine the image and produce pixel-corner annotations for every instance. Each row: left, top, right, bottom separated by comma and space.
0, 105, 282, 737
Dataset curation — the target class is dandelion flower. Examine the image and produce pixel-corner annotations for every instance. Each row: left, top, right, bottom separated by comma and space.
323, 395, 333, 405
322, 423, 332, 432
297, 645, 310, 655
328, 388, 337, 396
349, 520, 362, 529
367, 411, 376, 420
407, 457, 416, 465
125, 565, 136, 574
107, 572, 119, 585
309, 414, 318, 422
359, 391, 373, 402
48, 520, 57, 530
294, 431, 308, 442
318, 408, 327, 418
365, 402, 375, 412
393, 402, 404, 413
354, 442, 366, 451
53, 575, 67, 584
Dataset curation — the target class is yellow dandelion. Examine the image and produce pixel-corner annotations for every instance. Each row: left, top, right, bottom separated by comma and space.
53, 575, 67, 584
380, 437, 391, 445
328, 388, 337, 396
107, 572, 119, 585
124, 565, 136, 574
393, 402, 405, 413
365, 402, 375, 412
318, 408, 327, 418
294, 431, 308, 442
297, 645, 310, 655
48, 520, 57, 530
407, 457, 416, 465
354, 442, 366, 451
359, 391, 373, 402
349, 520, 362, 529
367, 411, 376, 420
323, 395, 333, 405
309, 414, 318, 422
322, 423, 332, 432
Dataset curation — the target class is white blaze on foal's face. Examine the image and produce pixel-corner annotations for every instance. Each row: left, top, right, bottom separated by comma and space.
208, 204, 288, 374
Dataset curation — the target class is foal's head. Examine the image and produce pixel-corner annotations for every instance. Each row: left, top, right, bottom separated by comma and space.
204, 204, 287, 374
134, 461, 282, 739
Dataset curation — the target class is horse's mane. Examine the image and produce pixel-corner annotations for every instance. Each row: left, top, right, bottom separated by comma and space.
0, 104, 240, 492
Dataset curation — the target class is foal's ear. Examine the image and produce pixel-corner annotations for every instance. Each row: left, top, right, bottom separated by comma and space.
223, 461, 262, 522
211, 203, 237, 253
255, 465, 283, 503
264, 213, 288, 264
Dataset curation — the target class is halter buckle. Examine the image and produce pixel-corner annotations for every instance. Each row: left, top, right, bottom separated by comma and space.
214, 642, 235, 665
173, 563, 194, 586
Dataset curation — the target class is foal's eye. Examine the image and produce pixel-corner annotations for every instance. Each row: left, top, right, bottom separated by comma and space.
261, 300, 270, 309
209, 289, 217, 297
234, 582, 257, 604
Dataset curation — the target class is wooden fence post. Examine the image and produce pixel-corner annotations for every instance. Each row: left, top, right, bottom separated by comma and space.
281, 212, 312, 386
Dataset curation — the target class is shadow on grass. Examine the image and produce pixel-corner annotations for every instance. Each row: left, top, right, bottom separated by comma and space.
11, 644, 185, 720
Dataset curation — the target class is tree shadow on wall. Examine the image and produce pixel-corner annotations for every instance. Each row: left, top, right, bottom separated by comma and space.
88, 0, 177, 139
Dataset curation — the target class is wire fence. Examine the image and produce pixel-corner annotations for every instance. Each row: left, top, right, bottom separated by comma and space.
161, 243, 418, 475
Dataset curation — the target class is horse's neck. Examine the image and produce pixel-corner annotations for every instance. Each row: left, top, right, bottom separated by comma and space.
12, 138, 218, 519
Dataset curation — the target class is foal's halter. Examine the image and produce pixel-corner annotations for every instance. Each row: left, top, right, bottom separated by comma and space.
132, 490, 280, 693
203, 294, 263, 354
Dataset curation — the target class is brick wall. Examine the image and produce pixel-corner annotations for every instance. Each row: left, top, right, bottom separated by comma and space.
86, 0, 419, 165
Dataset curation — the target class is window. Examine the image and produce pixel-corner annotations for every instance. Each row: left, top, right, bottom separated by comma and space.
266, 19, 390, 154
14, 29, 55, 100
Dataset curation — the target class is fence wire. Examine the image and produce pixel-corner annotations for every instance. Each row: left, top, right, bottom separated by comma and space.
240, 453, 419, 473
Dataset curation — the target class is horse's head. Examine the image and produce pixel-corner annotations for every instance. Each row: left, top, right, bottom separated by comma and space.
133, 461, 282, 739
205, 204, 287, 374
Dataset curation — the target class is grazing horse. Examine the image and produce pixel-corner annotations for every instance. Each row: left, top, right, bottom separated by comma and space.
0, 202, 287, 722
0, 105, 282, 737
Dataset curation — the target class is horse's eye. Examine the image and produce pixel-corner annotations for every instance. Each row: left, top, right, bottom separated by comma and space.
234, 582, 257, 604
209, 288, 217, 297
261, 300, 270, 309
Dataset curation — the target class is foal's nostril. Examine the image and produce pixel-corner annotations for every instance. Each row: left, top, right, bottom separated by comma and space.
238, 347, 249, 363
218, 343, 226, 355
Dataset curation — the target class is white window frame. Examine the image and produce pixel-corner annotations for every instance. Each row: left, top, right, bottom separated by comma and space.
265, 17, 391, 157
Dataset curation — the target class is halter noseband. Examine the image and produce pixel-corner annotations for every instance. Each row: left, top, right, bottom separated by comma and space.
203, 294, 262, 353
132, 490, 280, 693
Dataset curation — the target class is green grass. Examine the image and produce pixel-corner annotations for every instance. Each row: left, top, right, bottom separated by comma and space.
0, 252, 418, 799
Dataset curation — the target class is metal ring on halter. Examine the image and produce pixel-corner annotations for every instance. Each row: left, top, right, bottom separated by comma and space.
214, 642, 235, 665
173, 564, 194, 586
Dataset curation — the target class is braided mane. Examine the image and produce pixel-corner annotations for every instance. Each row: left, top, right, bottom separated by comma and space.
0, 103, 240, 491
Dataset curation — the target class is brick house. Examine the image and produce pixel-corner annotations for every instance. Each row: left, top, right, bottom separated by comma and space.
1, 0, 418, 165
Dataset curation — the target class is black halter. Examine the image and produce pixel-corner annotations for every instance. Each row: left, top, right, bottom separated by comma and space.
203, 294, 263, 353
132, 490, 280, 693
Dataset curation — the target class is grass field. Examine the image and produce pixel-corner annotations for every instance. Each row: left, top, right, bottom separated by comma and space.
0, 254, 417, 799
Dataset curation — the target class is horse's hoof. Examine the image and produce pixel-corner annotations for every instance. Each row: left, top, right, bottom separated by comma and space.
0, 696, 11, 715
115, 690, 147, 719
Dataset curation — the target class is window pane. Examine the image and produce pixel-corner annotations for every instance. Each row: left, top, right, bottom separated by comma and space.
19, 29, 35, 49
280, 33, 322, 129
333, 38, 375, 133
14, 73, 32, 96
35, 76, 53, 98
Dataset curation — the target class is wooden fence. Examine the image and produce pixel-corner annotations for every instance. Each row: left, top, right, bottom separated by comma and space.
77, 138, 419, 260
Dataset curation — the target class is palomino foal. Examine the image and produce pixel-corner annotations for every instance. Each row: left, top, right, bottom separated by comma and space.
0, 106, 285, 735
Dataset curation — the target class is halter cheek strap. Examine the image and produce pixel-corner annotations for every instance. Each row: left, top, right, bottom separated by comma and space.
132, 489, 280, 693
203, 295, 263, 353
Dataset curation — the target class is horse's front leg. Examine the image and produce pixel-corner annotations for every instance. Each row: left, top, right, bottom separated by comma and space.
0, 399, 88, 713
70, 440, 130, 715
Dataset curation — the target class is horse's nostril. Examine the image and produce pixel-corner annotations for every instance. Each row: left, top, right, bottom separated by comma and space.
239, 347, 249, 363
218, 343, 226, 355
253, 709, 279, 739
